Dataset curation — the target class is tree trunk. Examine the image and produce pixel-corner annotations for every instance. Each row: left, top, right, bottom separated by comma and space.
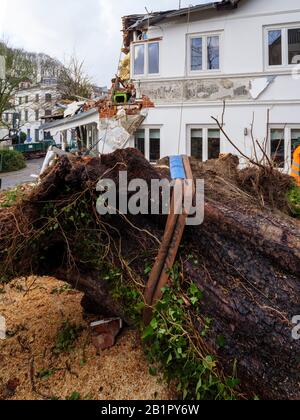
0, 149, 300, 400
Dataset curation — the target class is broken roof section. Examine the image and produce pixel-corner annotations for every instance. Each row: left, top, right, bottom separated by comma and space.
123, 1, 242, 47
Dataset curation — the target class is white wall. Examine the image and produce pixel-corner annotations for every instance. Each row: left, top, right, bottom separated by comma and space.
128, 0, 300, 173
138, 0, 300, 80
129, 102, 300, 172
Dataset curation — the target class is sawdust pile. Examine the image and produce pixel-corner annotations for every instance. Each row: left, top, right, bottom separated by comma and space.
0, 276, 174, 401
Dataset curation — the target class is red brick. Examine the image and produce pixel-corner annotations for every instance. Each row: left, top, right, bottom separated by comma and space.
90, 318, 123, 351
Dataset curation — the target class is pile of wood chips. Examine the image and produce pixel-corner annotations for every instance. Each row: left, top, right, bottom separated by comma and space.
0, 276, 174, 401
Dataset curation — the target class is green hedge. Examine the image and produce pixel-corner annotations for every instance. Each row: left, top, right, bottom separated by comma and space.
0, 149, 26, 173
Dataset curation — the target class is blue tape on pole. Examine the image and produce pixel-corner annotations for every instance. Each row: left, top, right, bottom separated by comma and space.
169, 156, 186, 180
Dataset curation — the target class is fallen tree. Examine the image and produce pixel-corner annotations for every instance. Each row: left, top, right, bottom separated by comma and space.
0, 148, 300, 400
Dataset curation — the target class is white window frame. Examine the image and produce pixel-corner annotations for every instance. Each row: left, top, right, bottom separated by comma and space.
269, 125, 300, 172
187, 125, 222, 162
131, 40, 161, 78
187, 31, 223, 75
265, 23, 300, 70
134, 126, 162, 162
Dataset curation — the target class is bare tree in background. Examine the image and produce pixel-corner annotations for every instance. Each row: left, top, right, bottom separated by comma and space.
0, 40, 36, 138
57, 56, 93, 101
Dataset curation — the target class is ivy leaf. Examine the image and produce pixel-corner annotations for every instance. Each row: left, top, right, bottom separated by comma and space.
191, 297, 199, 305
196, 378, 202, 394
226, 378, 240, 389
203, 356, 217, 371
158, 328, 166, 336
142, 325, 154, 341
144, 265, 152, 275
150, 318, 158, 330
189, 283, 199, 296
167, 353, 173, 365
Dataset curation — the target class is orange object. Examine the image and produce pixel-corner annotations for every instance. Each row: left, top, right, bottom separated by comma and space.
291, 145, 300, 187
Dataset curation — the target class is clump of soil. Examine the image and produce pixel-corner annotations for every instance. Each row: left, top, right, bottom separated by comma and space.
159, 154, 295, 215
0, 276, 174, 401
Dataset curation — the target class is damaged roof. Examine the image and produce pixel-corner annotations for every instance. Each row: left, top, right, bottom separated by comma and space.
124, 0, 243, 31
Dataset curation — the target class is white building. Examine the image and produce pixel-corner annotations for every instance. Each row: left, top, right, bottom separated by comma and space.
123, 0, 300, 172
12, 79, 61, 143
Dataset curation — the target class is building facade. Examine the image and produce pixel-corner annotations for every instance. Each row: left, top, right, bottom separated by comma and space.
124, 0, 300, 172
1, 51, 64, 144
11, 78, 61, 143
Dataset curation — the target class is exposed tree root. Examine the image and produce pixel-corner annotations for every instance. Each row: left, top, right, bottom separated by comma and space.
0, 148, 300, 400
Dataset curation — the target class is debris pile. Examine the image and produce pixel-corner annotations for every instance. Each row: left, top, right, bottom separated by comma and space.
0, 148, 300, 400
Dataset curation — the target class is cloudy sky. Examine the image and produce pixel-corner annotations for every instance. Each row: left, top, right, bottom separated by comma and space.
0, 0, 210, 86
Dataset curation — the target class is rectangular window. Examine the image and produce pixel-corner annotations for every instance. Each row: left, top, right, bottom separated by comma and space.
134, 129, 145, 156
191, 38, 203, 71
288, 28, 300, 64
207, 36, 220, 70
133, 41, 161, 77
268, 30, 282, 66
191, 129, 203, 160
189, 127, 221, 162
271, 129, 285, 168
35, 110, 39, 121
27, 129, 31, 140
19, 97, 22, 105
148, 42, 159, 74
208, 129, 221, 160
149, 129, 161, 162
35, 94, 39, 102
44, 131, 52, 140
45, 109, 52, 117
45, 93, 52, 102
35, 129, 39, 142
134, 45, 145, 75
267, 26, 300, 67
25, 96, 29, 104
25, 110, 28, 122
190, 34, 220, 72
291, 129, 300, 161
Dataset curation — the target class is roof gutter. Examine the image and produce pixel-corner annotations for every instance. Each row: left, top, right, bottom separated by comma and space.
125, 1, 241, 31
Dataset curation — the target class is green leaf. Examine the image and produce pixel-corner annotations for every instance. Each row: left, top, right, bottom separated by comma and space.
216, 335, 226, 348
189, 283, 199, 295
66, 392, 81, 401
167, 353, 173, 365
142, 325, 154, 341
191, 297, 198, 305
150, 318, 158, 330
149, 367, 157, 376
196, 378, 202, 394
226, 378, 240, 389
144, 265, 152, 275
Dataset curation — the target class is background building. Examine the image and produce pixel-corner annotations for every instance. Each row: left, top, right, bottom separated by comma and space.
122, 0, 300, 173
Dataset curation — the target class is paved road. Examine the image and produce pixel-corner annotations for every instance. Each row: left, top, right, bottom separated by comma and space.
0, 158, 44, 191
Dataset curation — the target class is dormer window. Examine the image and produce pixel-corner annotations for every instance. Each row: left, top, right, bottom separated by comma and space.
133, 41, 160, 77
